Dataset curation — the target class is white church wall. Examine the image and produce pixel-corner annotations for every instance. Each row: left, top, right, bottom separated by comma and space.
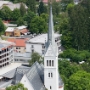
20, 75, 34, 90
44, 68, 59, 90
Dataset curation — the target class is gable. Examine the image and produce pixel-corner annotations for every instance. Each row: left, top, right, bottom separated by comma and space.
21, 75, 34, 90
45, 44, 55, 57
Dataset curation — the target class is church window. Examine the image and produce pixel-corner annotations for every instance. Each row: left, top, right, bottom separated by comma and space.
48, 73, 50, 77
51, 73, 53, 77
50, 86, 52, 89
52, 60, 54, 66
47, 60, 48, 66
49, 60, 51, 66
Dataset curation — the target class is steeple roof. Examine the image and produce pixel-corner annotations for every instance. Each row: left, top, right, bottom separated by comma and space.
46, 4, 57, 55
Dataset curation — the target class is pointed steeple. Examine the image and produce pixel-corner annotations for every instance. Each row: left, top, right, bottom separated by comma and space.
47, 4, 57, 53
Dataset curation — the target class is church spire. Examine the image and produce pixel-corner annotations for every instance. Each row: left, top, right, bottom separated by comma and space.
47, 4, 56, 52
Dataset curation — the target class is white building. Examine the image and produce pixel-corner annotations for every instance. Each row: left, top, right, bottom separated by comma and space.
0, 1, 28, 11
44, 5, 64, 90
0, 40, 14, 68
26, 33, 62, 56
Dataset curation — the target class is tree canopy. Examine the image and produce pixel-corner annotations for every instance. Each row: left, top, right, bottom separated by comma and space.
6, 83, 27, 90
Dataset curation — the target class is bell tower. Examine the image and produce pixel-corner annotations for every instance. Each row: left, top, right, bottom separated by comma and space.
44, 4, 59, 90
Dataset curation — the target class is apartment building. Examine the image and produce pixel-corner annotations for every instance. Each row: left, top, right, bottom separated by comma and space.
0, 40, 14, 68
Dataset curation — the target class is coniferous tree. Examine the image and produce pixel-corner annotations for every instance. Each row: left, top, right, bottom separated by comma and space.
20, 3, 26, 16
38, 1, 47, 16
26, 0, 36, 13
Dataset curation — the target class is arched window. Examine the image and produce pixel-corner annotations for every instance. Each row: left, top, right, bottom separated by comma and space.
48, 73, 50, 77
49, 60, 51, 66
52, 60, 54, 66
47, 60, 48, 66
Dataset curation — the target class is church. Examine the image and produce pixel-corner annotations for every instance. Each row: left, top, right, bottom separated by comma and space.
0, 4, 64, 90
19, 4, 64, 90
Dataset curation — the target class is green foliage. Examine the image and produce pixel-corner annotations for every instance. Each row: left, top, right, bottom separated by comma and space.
59, 49, 90, 63
6, 83, 27, 90
20, 3, 26, 16
40, 13, 48, 22
26, 0, 36, 13
52, 1, 60, 16
29, 52, 42, 66
60, 0, 73, 11
24, 10, 36, 29
0, 6, 12, 20
38, 1, 47, 16
68, 5, 88, 50
0, 18, 5, 34
67, 71, 90, 90
17, 17, 25, 26
58, 60, 81, 90
30, 16, 47, 34
58, 60, 80, 78
12, 8, 21, 21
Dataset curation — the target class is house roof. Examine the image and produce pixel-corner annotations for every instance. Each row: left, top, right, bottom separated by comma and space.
20, 29, 28, 34
27, 33, 61, 44
17, 25, 27, 30
7, 38, 28, 47
0, 62, 64, 90
6, 3, 28, 11
0, 40, 15, 51
5, 27, 15, 32
0, 1, 12, 7
0, 1, 28, 11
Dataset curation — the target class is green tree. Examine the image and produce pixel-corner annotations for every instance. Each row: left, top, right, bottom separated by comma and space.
12, 8, 21, 21
30, 16, 47, 34
0, 6, 12, 20
40, 13, 48, 22
0, 18, 5, 35
20, 3, 26, 16
68, 5, 88, 50
38, 1, 47, 16
26, 0, 36, 12
6, 83, 27, 90
60, 0, 73, 11
17, 17, 25, 26
24, 10, 36, 30
29, 52, 42, 66
67, 71, 90, 90
52, 1, 60, 16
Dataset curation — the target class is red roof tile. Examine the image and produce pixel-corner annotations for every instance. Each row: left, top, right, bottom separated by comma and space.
7, 38, 28, 47
20, 29, 28, 34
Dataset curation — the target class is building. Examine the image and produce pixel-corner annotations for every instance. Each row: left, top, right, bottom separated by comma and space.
0, 1, 28, 11
7, 38, 28, 53
14, 26, 28, 37
5, 27, 14, 36
0, 4, 64, 90
0, 40, 14, 68
44, 5, 64, 90
26, 33, 62, 56
5, 25, 28, 37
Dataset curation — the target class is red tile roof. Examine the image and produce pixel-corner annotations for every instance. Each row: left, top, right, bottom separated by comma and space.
7, 38, 28, 47
20, 29, 28, 34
